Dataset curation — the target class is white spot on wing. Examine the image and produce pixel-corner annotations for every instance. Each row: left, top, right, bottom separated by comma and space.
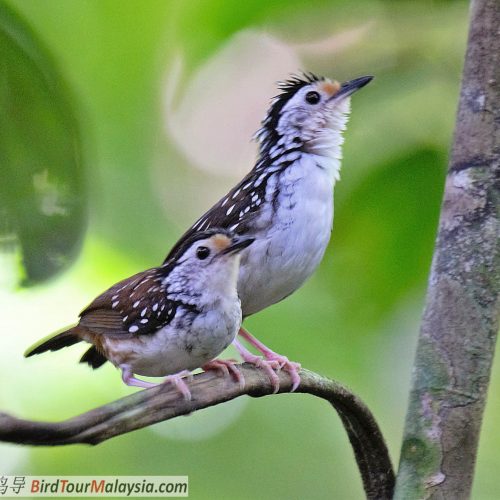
254, 173, 266, 188
129, 325, 139, 333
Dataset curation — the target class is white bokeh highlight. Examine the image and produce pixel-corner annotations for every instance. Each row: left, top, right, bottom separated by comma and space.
164, 31, 301, 179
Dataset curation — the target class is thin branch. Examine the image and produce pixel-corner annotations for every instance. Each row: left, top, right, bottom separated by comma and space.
395, 0, 500, 497
0, 365, 395, 500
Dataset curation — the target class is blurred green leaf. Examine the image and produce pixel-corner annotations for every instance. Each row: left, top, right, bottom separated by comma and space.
325, 148, 447, 327
0, 1, 85, 286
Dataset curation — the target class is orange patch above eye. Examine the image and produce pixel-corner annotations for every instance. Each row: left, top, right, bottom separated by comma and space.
211, 234, 231, 252
320, 80, 341, 97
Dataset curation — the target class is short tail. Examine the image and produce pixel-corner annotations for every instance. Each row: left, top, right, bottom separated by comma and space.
79, 346, 107, 369
24, 327, 81, 357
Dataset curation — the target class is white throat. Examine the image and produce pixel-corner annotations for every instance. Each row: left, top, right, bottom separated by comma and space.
304, 98, 351, 183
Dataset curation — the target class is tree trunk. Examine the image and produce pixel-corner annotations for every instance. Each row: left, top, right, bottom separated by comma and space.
395, 0, 500, 498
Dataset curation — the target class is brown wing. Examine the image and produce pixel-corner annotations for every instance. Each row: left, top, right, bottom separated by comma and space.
162, 138, 304, 265
78, 267, 180, 338
163, 168, 272, 263
79, 309, 129, 336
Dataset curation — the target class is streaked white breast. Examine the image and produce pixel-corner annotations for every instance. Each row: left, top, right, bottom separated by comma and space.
238, 153, 337, 315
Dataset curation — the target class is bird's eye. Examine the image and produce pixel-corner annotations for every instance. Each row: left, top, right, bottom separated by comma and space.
305, 91, 321, 105
196, 246, 210, 260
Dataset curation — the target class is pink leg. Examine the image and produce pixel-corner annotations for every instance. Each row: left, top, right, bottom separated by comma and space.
233, 339, 281, 393
202, 359, 245, 390
162, 370, 193, 401
120, 365, 192, 400
121, 365, 158, 389
238, 328, 301, 391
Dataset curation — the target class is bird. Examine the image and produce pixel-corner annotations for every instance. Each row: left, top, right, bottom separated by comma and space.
25, 230, 254, 400
164, 72, 373, 392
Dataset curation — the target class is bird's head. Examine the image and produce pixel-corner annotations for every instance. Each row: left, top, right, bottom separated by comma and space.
256, 73, 373, 161
166, 229, 254, 298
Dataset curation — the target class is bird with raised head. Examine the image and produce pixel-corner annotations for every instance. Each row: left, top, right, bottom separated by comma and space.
164, 72, 373, 392
25, 230, 253, 400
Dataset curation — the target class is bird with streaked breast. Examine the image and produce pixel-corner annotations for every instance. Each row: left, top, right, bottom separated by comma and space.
25, 230, 253, 400
165, 73, 373, 392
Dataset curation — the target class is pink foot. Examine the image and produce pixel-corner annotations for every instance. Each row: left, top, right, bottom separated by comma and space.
233, 340, 281, 393
238, 328, 302, 392
262, 353, 301, 392
120, 365, 192, 400
202, 359, 245, 389
162, 370, 193, 401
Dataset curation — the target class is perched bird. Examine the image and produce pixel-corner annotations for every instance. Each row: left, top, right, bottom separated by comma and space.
25, 230, 253, 400
165, 72, 373, 392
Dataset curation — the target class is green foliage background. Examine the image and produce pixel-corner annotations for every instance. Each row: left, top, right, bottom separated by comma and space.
1, 1, 499, 498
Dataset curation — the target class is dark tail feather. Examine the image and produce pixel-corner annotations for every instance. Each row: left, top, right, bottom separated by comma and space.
24, 327, 81, 357
80, 346, 107, 369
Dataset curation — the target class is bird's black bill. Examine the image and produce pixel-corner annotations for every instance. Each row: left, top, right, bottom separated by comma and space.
222, 236, 254, 255
333, 75, 373, 100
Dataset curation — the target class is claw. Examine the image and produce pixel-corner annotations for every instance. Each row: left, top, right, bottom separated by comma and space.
119, 365, 193, 400
236, 328, 302, 392
264, 354, 301, 392
202, 359, 245, 389
162, 370, 193, 401
232, 340, 281, 393
252, 356, 281, 393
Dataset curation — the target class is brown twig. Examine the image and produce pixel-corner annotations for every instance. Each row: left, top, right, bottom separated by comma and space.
0, 365, 394, 499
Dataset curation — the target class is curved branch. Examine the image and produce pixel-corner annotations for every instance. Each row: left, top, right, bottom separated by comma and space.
0, 365, 394, 499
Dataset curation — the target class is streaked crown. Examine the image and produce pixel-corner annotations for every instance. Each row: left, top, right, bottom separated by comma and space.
255, 73, 373, 165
